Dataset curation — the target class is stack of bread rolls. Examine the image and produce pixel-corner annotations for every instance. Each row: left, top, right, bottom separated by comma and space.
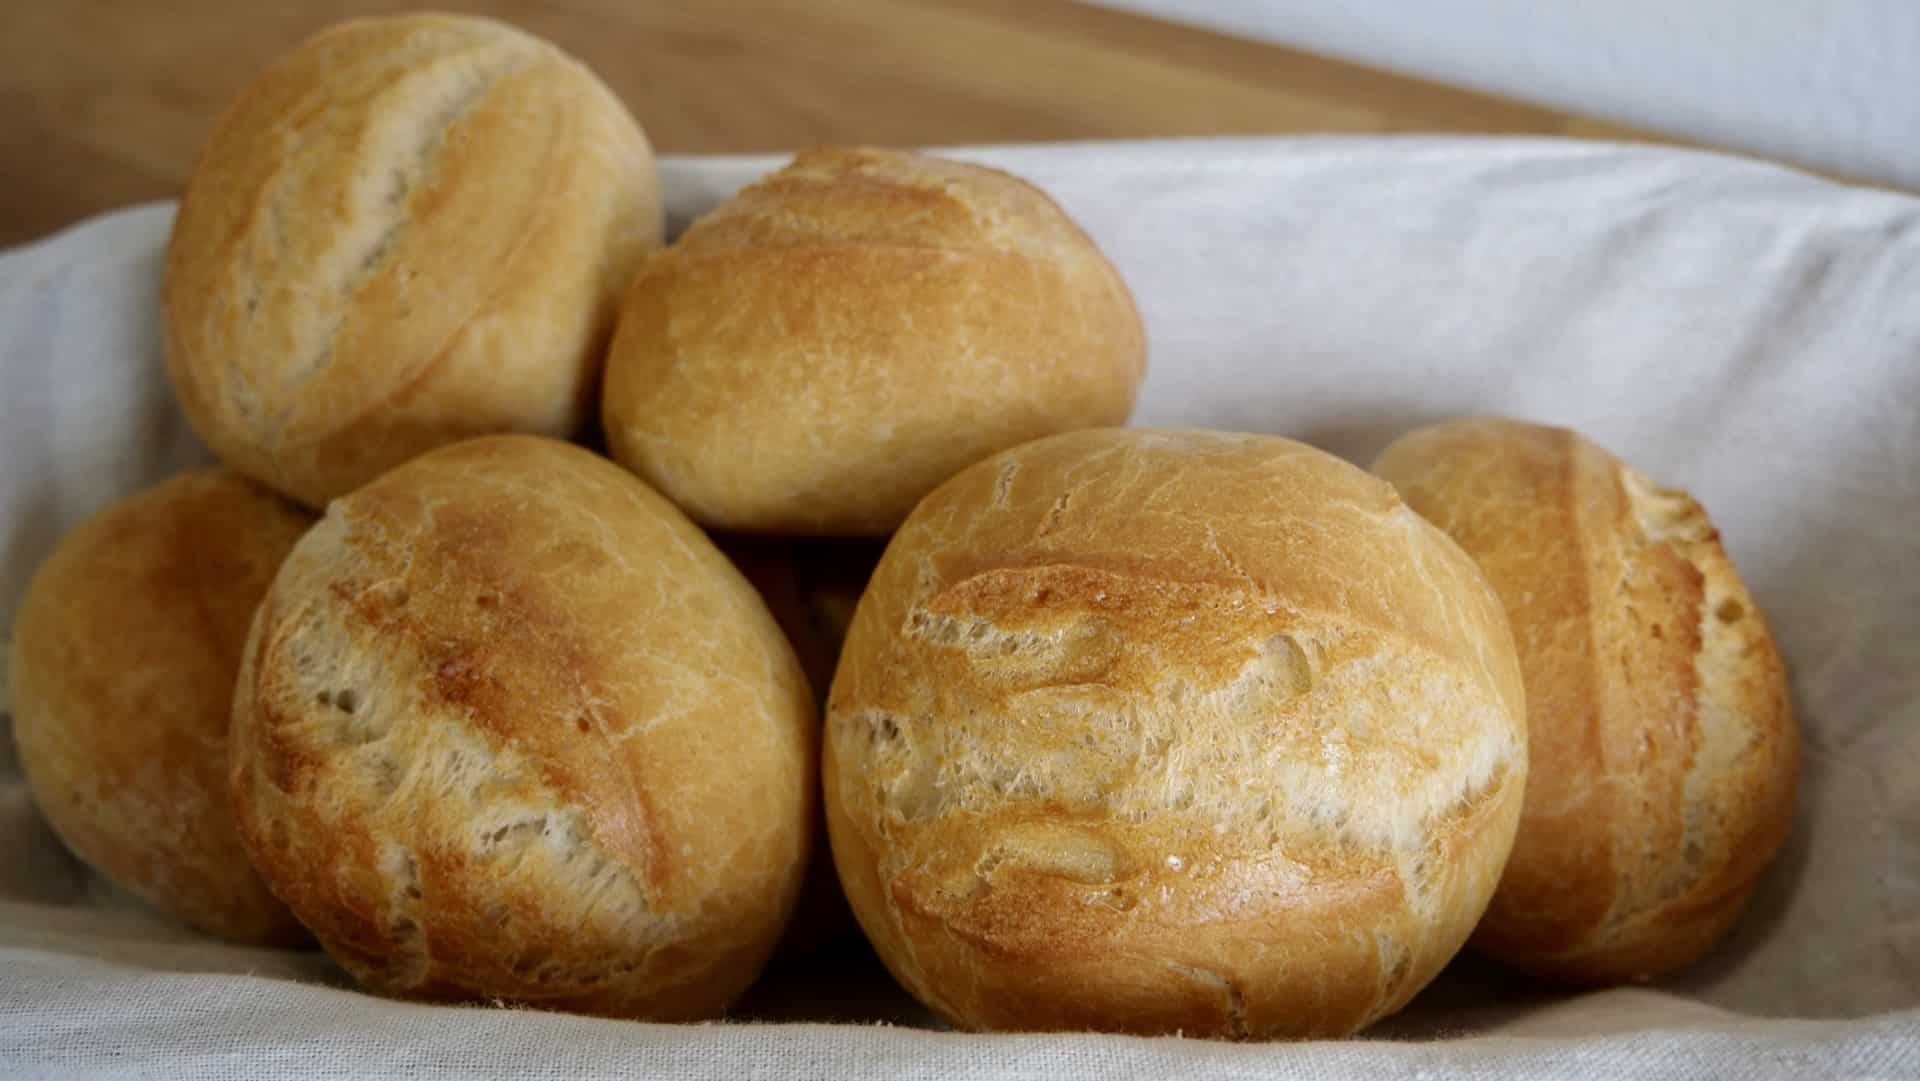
4, 12, 1797, 1040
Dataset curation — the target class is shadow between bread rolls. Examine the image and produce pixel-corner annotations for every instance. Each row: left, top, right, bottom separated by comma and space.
823, 428, 1530, 1038
707, 534, 889, 961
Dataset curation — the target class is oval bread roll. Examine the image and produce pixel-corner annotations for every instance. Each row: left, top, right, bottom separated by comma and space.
8, 469, 312, 944
602, 147, 1146, 535
1372, 417, 1798, 984
228, 436, 816, 1018
824, 428, 1528, 1038
165, 14, 663, 507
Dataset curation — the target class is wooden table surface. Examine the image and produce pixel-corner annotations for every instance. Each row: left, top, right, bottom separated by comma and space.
2, 0, 1674, 248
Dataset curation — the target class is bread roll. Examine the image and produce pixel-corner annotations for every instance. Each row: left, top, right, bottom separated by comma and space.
824, 428, 1528, 1038
602, 147, 1146, 535
8, 469, 312, 944
1372, 417, 1798, 984
165, 14, 663, 507
228, 435, 815, 1018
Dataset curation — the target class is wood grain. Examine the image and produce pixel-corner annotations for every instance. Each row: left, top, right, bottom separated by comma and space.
3, 0, 1672, 247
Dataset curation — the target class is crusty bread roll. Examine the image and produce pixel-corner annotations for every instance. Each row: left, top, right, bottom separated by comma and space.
8, 469, 312, 944
824, 428, 1529, 1038
712, 535, 838, 701
228, 435, 815, 1018
165, 14, 663, 507
1372, 417, 1798, 985
602, 147, 1146, 535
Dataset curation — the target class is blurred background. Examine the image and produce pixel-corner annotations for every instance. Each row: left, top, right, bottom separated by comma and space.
4, 1, 1912, 247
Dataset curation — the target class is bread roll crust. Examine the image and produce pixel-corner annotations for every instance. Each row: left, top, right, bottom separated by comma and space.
824, 428, 1528, 1037
228, 435, 816, 1017
165, 14, 663, 506
603, 147, 1146, 535
1372, 417, 1798, 984
8, 469, 312, 944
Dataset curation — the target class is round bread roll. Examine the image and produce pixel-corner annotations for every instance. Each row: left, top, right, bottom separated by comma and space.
8, 469, 312, 944
228, 435, 815, 1017
602, 147, 1146, 535
1372, 418, 1798, 985
824, 428, 1529, 1038
165, 14, 663, 507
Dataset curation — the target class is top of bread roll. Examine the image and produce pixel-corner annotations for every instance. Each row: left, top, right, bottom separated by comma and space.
165, 13, 662, 506
1373, 417, 1798, 984
825, 428, 1528, 1038
8, 468, 312, 944
602, 147, 1145, 535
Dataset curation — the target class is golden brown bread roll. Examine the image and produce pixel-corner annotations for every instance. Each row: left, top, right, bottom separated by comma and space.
1372, 417, 1798, 985
824, 428, 1529, 1038
8, 469, 312, 944
165, 14, 663, 507
228, 435, 816, 1018
602, 147, 1146, 535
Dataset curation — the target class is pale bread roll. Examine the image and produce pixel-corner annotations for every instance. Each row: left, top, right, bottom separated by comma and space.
8, 469, 312, 944
824, 428, 1528, 1038
228, 436, 815, 1018
165, 14, 663, 507
602, 147, 1146, 535
1372, 417, 1798, 984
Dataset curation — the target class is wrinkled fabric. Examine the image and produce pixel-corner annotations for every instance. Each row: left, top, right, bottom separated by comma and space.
2, 139, 1916, 1078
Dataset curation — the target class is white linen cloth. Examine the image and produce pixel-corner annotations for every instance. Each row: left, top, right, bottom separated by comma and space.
2, 138, 1916, 1078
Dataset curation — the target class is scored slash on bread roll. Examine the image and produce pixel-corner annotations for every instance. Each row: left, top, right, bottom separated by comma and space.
7, 469, 313, 944
602, 147, 1147, 536
1372, 417, 1799, 985
228, 435, 816, 1018
165, 14, 664, 507
824, 428, 1529, 1038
